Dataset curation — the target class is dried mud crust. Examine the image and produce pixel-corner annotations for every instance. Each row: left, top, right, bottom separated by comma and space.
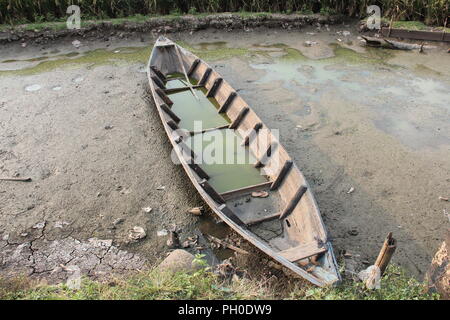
0, 13, 344, 45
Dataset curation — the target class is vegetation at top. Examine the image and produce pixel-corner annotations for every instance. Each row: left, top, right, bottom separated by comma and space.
0, 0, 448, 26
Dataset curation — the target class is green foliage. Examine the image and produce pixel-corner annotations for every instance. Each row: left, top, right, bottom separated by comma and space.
0, 265, 439, 300
290, 265, 439, 300
0, 1, 448, 25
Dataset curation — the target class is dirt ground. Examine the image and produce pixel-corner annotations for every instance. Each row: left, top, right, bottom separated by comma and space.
0, 24, 449, 285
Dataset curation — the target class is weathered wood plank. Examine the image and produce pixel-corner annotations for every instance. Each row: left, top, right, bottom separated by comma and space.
151, 65, 166, 81
161, 103, 180, 123
188, 162, 210, 180
189, 124, 229, 136
218, 92, 237, 113
229, 107, 249, 129
156, 87, 173, 106
187, 58, 201, 77
380, 27, 450, 42
164, 85, 203, 94
166, 120, 179, 131
151, 75, 166, 89
199, 68, 212, 86
200, 179, 225, 204
218, 204, 247, 227
279, 185, 308, 220
220, 181, 272, 201
207, 78, 223, 98
245, 212, 280, 226
270, 160, 293, 191
279, 242, 327, 262
255, 142, 278, 168
242, 122, 263, 146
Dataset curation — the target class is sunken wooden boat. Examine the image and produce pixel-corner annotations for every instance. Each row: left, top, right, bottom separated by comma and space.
147, 36, 340, 286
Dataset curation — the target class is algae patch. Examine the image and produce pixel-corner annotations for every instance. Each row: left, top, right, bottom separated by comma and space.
177, 41, 250, 61
0, 46, 151, 77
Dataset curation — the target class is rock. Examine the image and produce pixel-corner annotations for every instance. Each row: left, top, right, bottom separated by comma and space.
182, 240, 191, 248
304, 40, 318, 47
157, 229, 168, 237
128, 226, 146, 242
166, 231, 180, 249
72, 40, 81, 48
156, 249, 201, 273
426, 230, 449, 299
348, 229, 359, 236
113, 218, 124, 226
32, 222, 46, 229
25, 84, 41, 92
142, 207, 152, 213
188, 207, 204, 216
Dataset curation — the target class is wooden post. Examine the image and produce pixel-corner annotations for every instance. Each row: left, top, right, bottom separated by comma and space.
199, 68, 212, 86
254, 142, 277, 168
150, 66, 166, 82
229, 107, 249, 129
207, 78, 223, 98
161, 103, 180, 123
218, 92, 237, 113
200, 179, 225, 204
218, 204, 247, 228
188, 162, 209, 180
270, 160, 293, 191
156, 88, 173, 106
279, 185, 307, 220
242, 122, 263, 146
187, 59, 200, 77
167, 120, 179, 131
374, 232, 397, 276
151, 75, 166, 89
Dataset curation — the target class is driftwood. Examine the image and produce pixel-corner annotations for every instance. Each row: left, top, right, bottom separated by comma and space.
206, 234, 249, 255
0, 177, 32, 182
374, 232, 397, 275
361, 36, 436, 51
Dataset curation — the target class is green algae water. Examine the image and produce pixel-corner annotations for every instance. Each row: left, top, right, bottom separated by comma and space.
186, 130, 267, 193
168, 88, 230, 132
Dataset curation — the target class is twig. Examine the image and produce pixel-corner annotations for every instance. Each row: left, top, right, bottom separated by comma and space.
206, 234, 249, 255
0, 177, 32, 182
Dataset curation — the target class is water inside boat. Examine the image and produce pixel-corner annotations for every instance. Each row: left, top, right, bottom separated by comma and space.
186, 130, 268, 193
165, 74, 267, 193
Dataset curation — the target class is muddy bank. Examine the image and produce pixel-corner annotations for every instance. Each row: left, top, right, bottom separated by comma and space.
0, 13, 344, 45
1, 25, 449, 286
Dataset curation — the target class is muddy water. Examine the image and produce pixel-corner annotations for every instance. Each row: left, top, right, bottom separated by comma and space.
1, 27, 449, 279
187, 129, 267, 193
168, 88, 229, 132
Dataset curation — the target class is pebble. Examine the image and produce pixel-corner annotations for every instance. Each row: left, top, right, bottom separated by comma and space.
129, 226, 146, 241
25, 84, 42, 92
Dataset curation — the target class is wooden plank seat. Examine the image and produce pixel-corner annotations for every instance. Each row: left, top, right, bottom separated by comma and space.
279, 242, 327, 262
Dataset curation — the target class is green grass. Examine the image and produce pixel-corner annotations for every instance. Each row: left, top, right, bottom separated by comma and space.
393, 20, 450, 32
0, 265, 438, 300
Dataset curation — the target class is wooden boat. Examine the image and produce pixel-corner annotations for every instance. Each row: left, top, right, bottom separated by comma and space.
147, 36, 340, 286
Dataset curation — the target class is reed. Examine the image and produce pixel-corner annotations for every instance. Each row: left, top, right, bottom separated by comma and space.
0, 1, 448, 26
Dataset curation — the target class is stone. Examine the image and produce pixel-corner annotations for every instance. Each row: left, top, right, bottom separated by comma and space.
156, 249, 201, 273
128, 226, 146, 242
